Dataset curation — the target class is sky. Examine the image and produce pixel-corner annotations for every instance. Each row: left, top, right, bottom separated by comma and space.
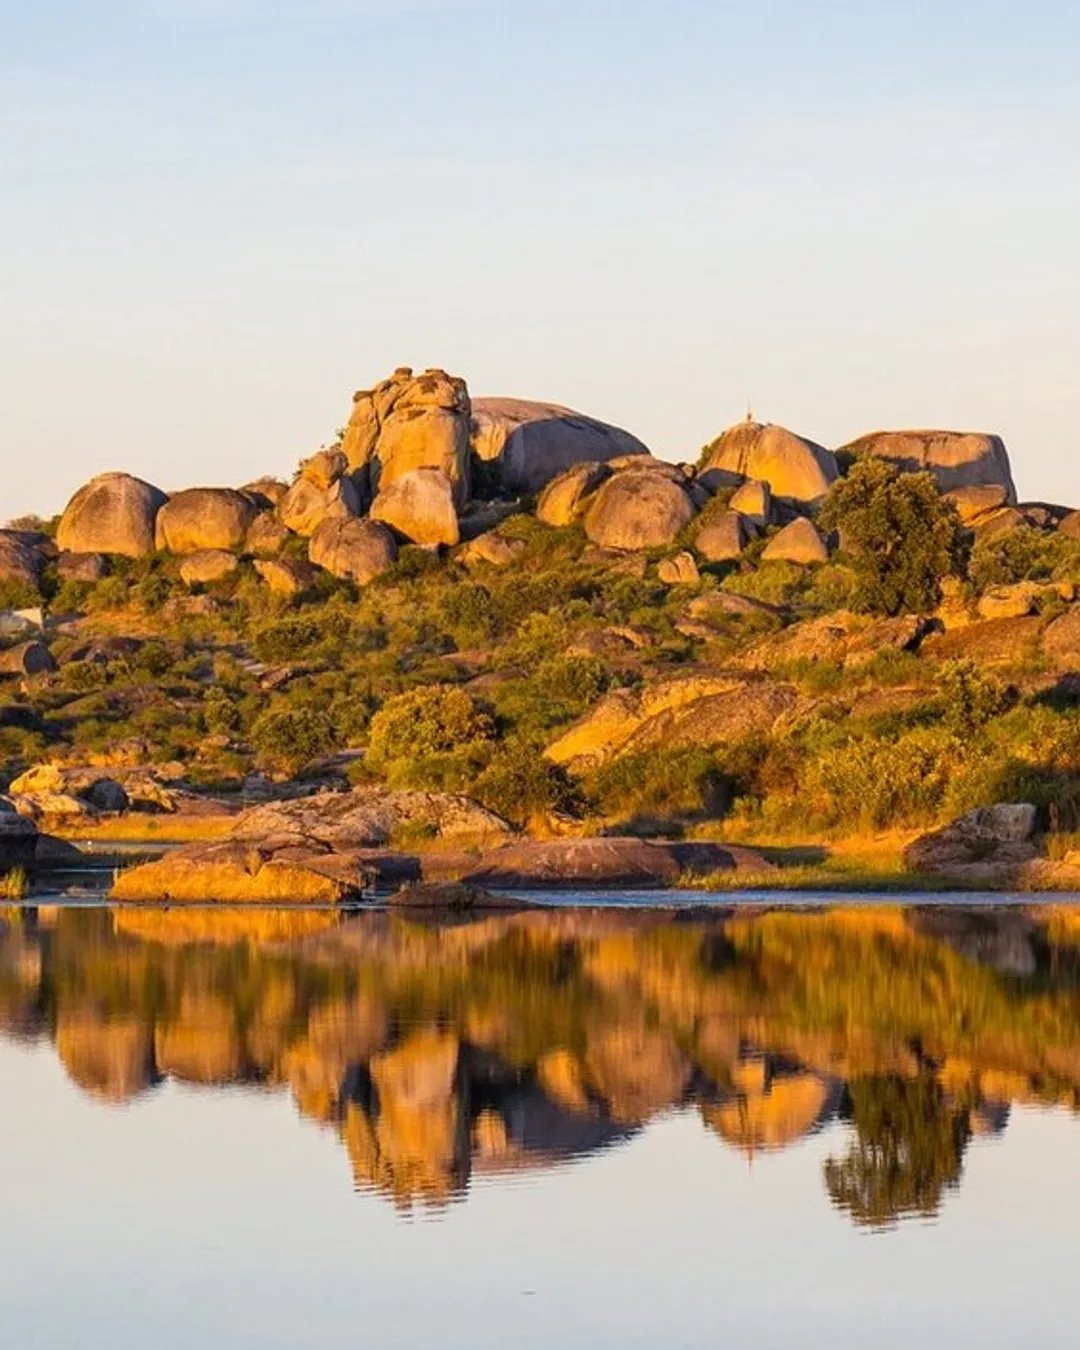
3, 0, 1080, 516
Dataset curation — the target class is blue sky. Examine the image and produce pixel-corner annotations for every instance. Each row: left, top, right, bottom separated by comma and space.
3, 1, 1079, 514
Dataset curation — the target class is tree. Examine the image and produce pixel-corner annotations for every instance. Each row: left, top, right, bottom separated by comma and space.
819, 458, 965, 615
366, 686, 494, 772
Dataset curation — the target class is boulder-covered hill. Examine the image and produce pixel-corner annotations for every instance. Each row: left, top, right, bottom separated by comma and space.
5, 365, 1080, 886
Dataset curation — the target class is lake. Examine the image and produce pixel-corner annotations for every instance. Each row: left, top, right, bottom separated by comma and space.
2, 901, 1080, 1349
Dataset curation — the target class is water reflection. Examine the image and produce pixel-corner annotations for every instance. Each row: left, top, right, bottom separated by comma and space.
3, 903, 1080, 1227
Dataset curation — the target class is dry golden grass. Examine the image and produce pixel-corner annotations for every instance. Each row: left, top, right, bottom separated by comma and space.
49, 813, 236, 843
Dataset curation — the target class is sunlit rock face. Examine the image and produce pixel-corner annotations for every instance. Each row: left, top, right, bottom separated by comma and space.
839, 429, 1018, 502
7, 905, 1080, 1221
699, 421, 838, 507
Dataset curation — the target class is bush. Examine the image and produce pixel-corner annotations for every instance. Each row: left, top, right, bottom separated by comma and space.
366, 686, 494, 772
819, 459, 965, 615
968, 527, 1080, 591
937, 659, 1009, 735
250, 706, 335, 773
203, 685, 242, 737
471, 738, 578, 826
590, 747, 731, 823
801, 727, 960, 829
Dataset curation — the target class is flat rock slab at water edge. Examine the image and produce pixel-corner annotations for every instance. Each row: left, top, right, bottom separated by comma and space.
463, 837, 771, 888
108, 840, 379, 903
387, 881, 544, 911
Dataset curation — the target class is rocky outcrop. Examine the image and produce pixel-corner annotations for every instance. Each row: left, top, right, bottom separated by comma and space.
699, 421, 838, 507
904, 804, 1039, 884
459, 531, 525, 568
583, 468, 696, 551
760, 517, 828, 564
840, 430, 1018, 502
241, 477, 289, 508
56, 472, 166, 557
308, 517, 398, 583
370, 468, 460, 547
230, 788, 512, 849
536, 461, 611, 527
278, 465, 361, 537
178, 550, 239, 586
471, 398, 650, 494
944, 484, 1010, 525
545, 673, 799, 771
344, 367, 471, 504
154, 488, 257, 554
736, 612, 931, 672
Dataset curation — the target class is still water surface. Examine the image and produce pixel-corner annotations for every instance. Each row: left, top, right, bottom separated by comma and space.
2, 902, 1080, 1348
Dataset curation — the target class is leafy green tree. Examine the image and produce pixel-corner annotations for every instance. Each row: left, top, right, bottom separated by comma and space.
819, 458, 965, 615
203, 685, 242, 737
250, 706, 335, 774
366, 686, 494, 773
471, 737, 578, 827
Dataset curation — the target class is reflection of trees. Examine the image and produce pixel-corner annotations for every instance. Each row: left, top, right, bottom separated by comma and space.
824, 1074, 971, 1228
3, 905, 1080, 1219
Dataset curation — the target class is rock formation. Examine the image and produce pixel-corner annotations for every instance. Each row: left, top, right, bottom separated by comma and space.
840, 430, 1018, 502
308, 517, 398, 583
583, 467, 696, 550
370, 468, 460, 547
155, 488, 257, 554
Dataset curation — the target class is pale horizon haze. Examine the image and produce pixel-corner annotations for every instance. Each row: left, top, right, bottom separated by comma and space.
3, 0, 1079, 517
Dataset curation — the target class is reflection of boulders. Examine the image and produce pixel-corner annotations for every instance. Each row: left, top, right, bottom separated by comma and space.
55, 1016, 159, 1102
7, 904, 1080, 1219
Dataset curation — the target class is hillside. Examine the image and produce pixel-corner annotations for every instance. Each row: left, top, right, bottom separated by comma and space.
4, 365, 1080, 892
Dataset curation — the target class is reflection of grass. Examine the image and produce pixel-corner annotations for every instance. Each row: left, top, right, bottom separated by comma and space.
0, 867, 29, 900
49, 813, 235, 843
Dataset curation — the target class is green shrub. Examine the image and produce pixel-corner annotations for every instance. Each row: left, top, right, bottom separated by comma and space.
968, 527, 1080, 591
937, 659, 1009, 735
819, 459, 965, 615
471, 738, 578, 826
203, 685, 243, 736
801, 727, 959, 829
0, 579, 41, 610
589, 747, 731, 823
366, 686, 494, 772
250, 706, 336, 773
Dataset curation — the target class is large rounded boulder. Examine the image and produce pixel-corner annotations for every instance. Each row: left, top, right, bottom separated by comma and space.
278, 474, 360, 537
471, 398, 650, 494
370, 468, 460, 547
154, 488, 257, 554
583, 467, 696, 551
839, 430, 1017, 501
56, 472, 166, 558
536, 461, 611, 527
699, 421, 837, 507
308, 517, 398, 584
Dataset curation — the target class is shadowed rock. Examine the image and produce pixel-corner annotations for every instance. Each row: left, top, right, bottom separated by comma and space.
840, 429, 1017, 501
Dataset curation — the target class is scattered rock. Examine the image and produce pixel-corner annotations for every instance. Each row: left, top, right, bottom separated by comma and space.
245, 512, 291, 557
583, 469, 696, 551
694, 511, 745, 563
904, 804, 1039, 884
254, 557, 321, 598
1058, 510, 1080, 543
728, 479, 772, 529
536, 461, 611, 527
459, 531, 526, 567
155, 488, 257, 554
308, 517, 398, 583
370, 468, 460, 547
56, 472, 167, 558
977, 583, 1043, 621
471, 398, 649, 493
657, 552, 700, 586
178, 549, 239, 586
0, 641, 56, 678
278, 473, 361, 537
1042, 607, 1080, 670
945, 484, 1010, 524
55, 551, 107, 583
698, 421, 837, 507
760, 518, 828, 565
841, 429, 1017, 501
